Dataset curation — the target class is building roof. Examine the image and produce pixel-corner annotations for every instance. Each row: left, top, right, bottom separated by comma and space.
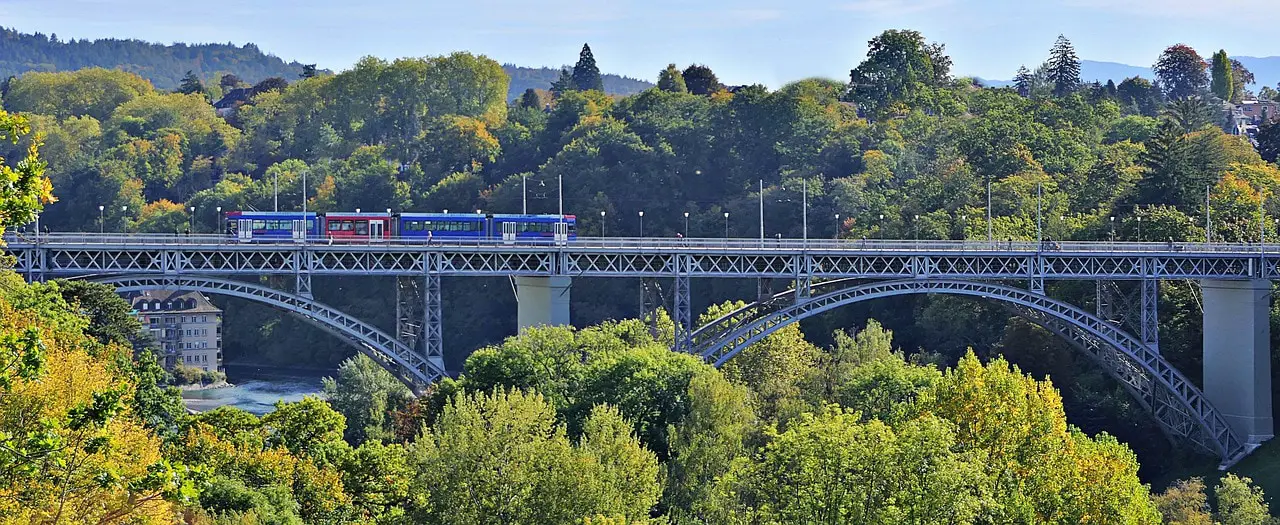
121, 290, 221, 314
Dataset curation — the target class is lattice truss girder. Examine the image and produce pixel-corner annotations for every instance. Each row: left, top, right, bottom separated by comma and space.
688, 278, 1242, 463
5, 244, 1273, 280
94, 275, 447, 392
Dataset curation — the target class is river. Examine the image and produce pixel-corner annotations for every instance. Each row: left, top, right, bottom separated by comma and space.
182, 371, 327, 415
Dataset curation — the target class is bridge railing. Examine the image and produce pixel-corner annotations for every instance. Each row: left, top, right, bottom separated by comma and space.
3, 232, 1276, 254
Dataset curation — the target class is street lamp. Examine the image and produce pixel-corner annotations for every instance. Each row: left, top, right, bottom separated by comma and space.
216, 206, 222, 234
121, 205, 128, 233
638, 211, 644, 238
878, 214, 884, 239
959, 214, 966, 240
188, 206, 196, 234
834, 213, 840, 240
98, 205, 104, 234
1110, 216, 1115, 241
724, 212, 730, 239
1136, 216, 1142, 242
913, 214, 919, 240
600, 210, 606, 237
684, 212, 690, 237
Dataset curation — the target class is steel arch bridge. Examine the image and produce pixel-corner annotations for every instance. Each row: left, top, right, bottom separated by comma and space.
5, 233, 1275, 466
92, 275, 443, 392
687, 278, 1248, 464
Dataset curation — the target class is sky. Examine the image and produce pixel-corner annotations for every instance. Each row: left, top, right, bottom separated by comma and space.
6, 0, 1280, 87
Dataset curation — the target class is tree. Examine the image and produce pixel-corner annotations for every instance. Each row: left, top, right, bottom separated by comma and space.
663, 373, 755, 521
1164, 95, 1218, 133
1117, 76, 1162, 116
323, 353, 414, 445
1257, 120, 1280, 163
0, 109, 52, 235
848, 29, 951, 115
1210, 50, 1234, 102
1214, 474, 1272, 525
407, 389, 660, 524
178, 70, 204, 96
1230, 59, 1254, 103
1014, 65, 1035, 97
682, 64, 721, 95
1260, 86, 1279, 102
0, 274, 199, 522
1155, 44, 1209, 100
1046, 35, 1081, 97
219, 73, 243, 90
520, 88, 542, 109
572, 44, 604, 92
550, 67, 575, 97
4, 68, 156, 121
707, 408, 985, 523
252, 76, 289, 95
300, 64, 318, 79
1153, 478, 1213, 525
656, 64, 687, 93
260, 396, 347, 456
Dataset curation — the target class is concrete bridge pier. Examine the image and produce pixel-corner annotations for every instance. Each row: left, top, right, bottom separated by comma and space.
1202, 279, 1274, 445
515, 276, 572, 331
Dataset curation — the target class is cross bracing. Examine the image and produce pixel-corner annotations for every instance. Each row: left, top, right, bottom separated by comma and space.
7, 235, 1277, 280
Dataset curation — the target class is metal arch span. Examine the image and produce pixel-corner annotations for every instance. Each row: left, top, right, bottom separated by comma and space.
690, 278, 1246, 464
93, 275, 445, 392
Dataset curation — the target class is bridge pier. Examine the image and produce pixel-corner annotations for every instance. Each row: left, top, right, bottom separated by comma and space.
1202, 279, 1274, 445
515, 276, 571, 330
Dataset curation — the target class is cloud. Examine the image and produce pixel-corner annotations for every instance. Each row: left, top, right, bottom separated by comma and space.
839, 0, 954, 16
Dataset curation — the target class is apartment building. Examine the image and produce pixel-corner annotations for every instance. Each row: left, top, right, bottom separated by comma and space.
123, 290, 223, 373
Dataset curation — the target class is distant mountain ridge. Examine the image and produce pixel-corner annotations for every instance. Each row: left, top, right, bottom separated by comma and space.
977, 58, 1280, 93
502, 64, 652, 100
0, 27, 310, 89
0, 27, 652, 99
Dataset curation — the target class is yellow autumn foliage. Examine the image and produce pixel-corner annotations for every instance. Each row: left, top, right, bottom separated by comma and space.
0, 289, 181, 524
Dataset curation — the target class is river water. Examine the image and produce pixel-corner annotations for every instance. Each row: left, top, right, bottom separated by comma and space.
182, 375, 326, 415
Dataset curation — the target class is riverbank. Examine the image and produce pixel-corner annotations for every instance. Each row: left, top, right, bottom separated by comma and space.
181, 365, 328, 415
177, 380, 233, 391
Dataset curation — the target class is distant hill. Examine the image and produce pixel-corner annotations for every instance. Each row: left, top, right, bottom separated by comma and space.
0, 27, 310, 89
503, 64, 652, 100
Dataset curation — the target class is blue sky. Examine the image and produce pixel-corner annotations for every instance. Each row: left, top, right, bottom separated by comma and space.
7, 0, 1279, 87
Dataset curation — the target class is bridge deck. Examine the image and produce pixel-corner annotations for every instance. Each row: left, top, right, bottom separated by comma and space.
5, 234, 1278, 279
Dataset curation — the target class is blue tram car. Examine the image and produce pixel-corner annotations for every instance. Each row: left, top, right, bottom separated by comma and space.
396, 213, 576, 242
226, 211, 321, 242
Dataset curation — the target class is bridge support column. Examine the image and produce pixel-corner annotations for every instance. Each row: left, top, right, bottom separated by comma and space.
425, 273, 444, 373
1141, 278, 1159, 353
515, 276, 571, 330
674, 275, 691, 352
1202, 279, 1274, 444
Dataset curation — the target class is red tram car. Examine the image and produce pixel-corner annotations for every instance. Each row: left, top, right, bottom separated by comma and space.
322, 212, 393, 242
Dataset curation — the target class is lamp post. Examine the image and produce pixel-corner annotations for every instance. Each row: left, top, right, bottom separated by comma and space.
913, 214, 919, 240
188, 206, 196, 233
684, 212, 689, 237
986, 176, 993, 242
121, 205, 128, 233
1110, 216, 1115, 241
522, 173, 527, 214
724, 212, 730, 239
273, 172, 278, 212
758, 180, 764, 241
802, 178, 808, 243
834, 213, 840, 240
878, 214, 884, 239
638, 211, 644, 238
98, 205, 104, 234
216, 206, 222, 234
600, 210, 606, 237
1136, 216, 1142, 242
959, 214, 966, 240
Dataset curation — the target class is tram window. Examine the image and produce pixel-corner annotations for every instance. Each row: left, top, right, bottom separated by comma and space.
355, 221, 368, 235
406, 221, 422, 231
252, 220, 266, 230
328, 221, 342, 231
341, 221, 354, 231
307, 220, 315, 230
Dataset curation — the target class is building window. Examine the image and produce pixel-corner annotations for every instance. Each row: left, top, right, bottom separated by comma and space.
202, 315, 208, 323
140, 302, 148, 311
180, 316, 187, 323
149, 318, 158, 325
203, 355, 208, 363
165, 317, 175, 324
